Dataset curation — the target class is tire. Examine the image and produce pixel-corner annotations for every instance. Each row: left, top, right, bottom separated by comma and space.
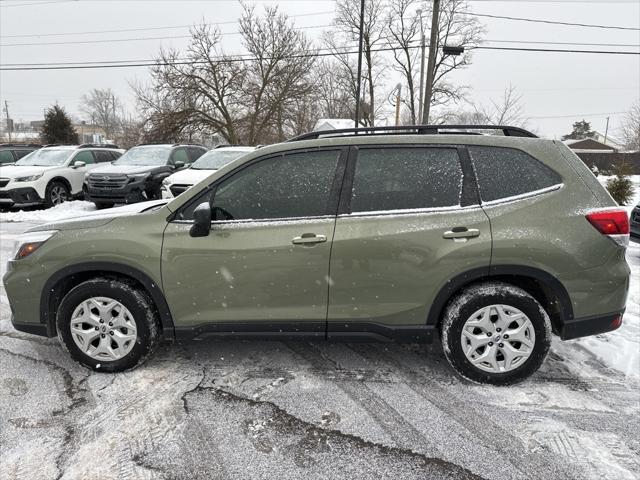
440, 281, 551, 386
44, 180, 70, 208
94, 202, 114, 210
56, 278, 161, 372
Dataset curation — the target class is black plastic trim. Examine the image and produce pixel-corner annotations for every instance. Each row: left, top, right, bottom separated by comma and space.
327, 322, 434, 343
10, 316, 51, 337
40, 262, 175, 337
174, 321, 326, 341
425, 265, 574, 327
560, 311, 623, 340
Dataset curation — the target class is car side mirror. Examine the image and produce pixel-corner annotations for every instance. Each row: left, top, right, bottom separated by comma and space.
174, 161, 185, 169
72, 160, 86, 169
189, 202, 212, 237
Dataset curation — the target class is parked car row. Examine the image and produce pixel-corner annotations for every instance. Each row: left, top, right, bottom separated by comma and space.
0, 143, 255, 210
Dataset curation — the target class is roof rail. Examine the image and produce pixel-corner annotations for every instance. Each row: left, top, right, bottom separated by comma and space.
78, 143, 120, 149
0, 143, 42, 148
287, 124, 538, 142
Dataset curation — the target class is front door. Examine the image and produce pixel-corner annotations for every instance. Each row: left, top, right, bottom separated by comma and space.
328, 145, 492, 336
161, 148, 346, 333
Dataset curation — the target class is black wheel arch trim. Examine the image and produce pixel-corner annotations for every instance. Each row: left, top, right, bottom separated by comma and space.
426, 265, 574, 327
40, 261, 175, 337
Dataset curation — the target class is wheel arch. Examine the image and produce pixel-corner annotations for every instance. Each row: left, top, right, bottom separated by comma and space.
41, 262, 175, 338
426, 265, 574, 335
47, 176, 73, 195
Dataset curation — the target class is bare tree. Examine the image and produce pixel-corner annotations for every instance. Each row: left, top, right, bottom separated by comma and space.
620, 99, 640, 151
80, 88, 122, 139
386, 0, 421, 124
239, 4, 317, 143
326, 0, 388, 126
438, 85, 529, 128
133, 6, 315, 144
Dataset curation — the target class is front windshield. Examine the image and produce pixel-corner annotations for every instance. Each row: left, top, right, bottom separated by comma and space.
15, 149, 71, 167
191, 150, 250, 170
114, 147, 171, 166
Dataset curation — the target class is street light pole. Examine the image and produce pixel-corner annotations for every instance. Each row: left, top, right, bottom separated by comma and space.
354, 0, 366, 129
417, 9, 426, 124
421, 0, 441, 124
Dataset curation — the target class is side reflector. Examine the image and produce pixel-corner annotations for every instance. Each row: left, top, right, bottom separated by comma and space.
611, 315, 623, 330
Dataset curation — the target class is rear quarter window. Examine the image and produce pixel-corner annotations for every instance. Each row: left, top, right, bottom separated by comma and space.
468, 146, 562, 203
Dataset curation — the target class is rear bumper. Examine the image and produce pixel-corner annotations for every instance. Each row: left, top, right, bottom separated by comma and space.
560, 311, 624, 340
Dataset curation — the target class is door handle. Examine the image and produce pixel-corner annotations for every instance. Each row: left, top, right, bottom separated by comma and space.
292, 233, 327, 245
443, 228, 480, 239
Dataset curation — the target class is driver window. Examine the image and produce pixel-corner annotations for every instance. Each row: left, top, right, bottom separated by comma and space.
179, 150, 340, 221
73, 150, 95, 165
170, 148, 189, 165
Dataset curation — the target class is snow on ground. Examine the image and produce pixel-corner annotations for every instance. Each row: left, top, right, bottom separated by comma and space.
555, 174, 640, 379
0, 200, 96, 223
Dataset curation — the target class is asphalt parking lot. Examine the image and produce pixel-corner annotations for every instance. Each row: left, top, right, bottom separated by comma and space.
1, 221, 638, 480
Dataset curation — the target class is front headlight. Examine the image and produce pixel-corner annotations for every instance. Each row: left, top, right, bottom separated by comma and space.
12, 230, 58, 260
127, 173, 149, 182
162, 178, 171, 187
14, 174, 43, 182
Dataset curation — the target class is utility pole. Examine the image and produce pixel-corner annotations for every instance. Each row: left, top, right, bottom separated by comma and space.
4, 100, 12, 141
417, 9, 426, 124
354, 0, 366, 129
604, 116, 610, 145
394, 84, 402, 126
421, 0, 440, 124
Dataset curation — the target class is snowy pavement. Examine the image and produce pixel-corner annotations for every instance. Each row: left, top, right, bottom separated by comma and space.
0, 217, 639, 479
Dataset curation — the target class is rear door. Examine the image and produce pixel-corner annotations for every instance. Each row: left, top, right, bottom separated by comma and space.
162, 147, 346, 333
327, 145, 492, 336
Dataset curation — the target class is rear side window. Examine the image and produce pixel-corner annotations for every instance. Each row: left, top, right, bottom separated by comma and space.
350, 147, 462, 213
94, 151, 114, 163
469, 146, 562, 202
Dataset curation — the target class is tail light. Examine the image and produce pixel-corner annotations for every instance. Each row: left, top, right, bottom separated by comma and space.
586, 209, 630, 247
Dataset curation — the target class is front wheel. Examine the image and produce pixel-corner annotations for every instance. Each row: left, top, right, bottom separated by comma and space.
44, 180, 70, 208
56, 279, 161, 372
440, 282, 551, 385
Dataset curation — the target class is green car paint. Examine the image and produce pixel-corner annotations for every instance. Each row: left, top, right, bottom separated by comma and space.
4, 133, 629, 344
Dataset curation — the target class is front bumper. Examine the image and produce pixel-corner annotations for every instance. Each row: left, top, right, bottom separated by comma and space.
11, 315, 51, 337
0, 187, 43, 206
560, 311, 624, 340
86, 179, 149, 204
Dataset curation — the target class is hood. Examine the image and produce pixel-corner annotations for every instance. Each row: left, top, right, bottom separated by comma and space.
27, 200, 169, 232
88, 164, 167, 175
165, 168, 213, 186
0, 165, 58, 178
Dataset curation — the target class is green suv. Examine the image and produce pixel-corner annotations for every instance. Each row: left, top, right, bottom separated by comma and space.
4, 125, 630, 385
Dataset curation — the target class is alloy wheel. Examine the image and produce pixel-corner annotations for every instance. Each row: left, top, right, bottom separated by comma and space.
460, 304, 536, 373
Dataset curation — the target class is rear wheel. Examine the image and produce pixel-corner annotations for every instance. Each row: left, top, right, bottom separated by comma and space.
44, 180, 70, 208
56, 279, 161, 372
440, 281, 551, 385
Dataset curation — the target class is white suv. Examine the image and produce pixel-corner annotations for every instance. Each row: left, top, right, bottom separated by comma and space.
161, 146, 255, 198
0, 144, 123, 208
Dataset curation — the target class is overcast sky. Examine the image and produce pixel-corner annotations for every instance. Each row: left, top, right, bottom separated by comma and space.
1, 0, 639, 139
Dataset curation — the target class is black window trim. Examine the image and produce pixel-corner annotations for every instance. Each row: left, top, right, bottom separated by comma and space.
337, 144, 480, 218
171, 146, 350, 224
465, 144, 564, 206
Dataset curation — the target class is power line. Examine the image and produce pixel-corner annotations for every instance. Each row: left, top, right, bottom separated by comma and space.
469, 12, 639, 30
530, 111, 626, 119
1, 44, 638, 71
0, 11, 335, 38
0, 0, 76, 7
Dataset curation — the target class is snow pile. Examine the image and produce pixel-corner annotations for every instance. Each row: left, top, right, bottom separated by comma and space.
556, 175, 640, 379
0, 201, 96, 223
